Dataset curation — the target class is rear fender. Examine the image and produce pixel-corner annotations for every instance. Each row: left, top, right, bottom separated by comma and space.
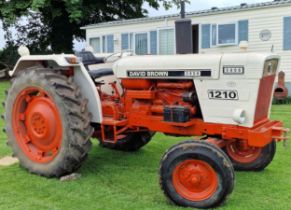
10, 55, 103, 123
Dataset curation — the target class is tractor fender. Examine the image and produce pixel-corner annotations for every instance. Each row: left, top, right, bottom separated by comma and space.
10, 54, 103, 123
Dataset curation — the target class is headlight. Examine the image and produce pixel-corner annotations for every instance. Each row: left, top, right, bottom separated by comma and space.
263, 59, 279, 76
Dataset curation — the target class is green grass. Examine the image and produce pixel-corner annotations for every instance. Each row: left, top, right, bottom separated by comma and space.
1, 80, 291, 210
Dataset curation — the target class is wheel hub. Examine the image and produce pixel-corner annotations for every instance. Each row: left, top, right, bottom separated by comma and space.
12, 87, 62, 163
31, 113, 46, 136
226, 141, 262, 164
172, 159, 218, 201
25, 97, 60, 151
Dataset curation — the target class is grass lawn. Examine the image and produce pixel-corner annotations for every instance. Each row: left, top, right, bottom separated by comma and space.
0, 80, 291, 210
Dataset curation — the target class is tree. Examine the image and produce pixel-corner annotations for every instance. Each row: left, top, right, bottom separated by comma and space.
0, 0, 181, 53
9, 12, 51, 54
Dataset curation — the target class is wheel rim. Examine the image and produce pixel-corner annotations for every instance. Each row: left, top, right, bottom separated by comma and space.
12, 87, 62, 163
226, 141, 261, 164
172, 159, 218, 201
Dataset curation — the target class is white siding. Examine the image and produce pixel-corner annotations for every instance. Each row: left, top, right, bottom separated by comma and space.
195, 6, 291, 82
85, 5, 291, 81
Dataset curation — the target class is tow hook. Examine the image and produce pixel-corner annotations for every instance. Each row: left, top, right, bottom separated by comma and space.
273, 127, 289, 148
283, 129, 289, 147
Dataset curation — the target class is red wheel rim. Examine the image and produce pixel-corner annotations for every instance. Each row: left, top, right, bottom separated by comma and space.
226, 141, 261, 164
12, 87, 62, 163
172, 160, 218, 201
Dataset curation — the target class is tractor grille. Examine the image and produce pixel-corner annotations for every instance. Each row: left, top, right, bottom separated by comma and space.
254, 75, 276, 123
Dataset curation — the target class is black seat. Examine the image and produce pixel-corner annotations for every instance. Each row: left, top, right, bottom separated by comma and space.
89, 68, 114, 79
75, 51, 104, 70
75, 51, 113, 79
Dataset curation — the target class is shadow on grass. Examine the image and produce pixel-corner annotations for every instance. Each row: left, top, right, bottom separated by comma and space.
80, 137, 171, 177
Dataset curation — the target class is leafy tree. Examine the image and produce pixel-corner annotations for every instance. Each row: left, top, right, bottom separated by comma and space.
0, 0, 182, 53
0, 45, 19, 68
6, 12, 51, 54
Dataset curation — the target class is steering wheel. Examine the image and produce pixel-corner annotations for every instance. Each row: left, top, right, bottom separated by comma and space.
104, 50, 133, 63
103, 52, 123, 63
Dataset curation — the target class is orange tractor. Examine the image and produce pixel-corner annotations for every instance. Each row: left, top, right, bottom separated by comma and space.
2, 48, 288, 208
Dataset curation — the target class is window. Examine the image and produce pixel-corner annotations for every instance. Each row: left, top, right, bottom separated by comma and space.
121, 34, 129, 50
122, 29, 172, 55
102, 36, 106, 52
238, 20, 249, 42
135, 33, 148, 55
102, 35, 114, 53
121, 33, 134, 51
90, 37, 101, 53
90, 35, 114, 53
150, 31, 157, 55
284, 17, 291, 51
201, 20, 248, 48
212, 24, 217, 46
159, 28, 175, 55
218, 23, 237, 45
201, 24, 211, 49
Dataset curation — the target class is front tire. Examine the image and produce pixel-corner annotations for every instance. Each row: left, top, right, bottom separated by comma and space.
159, 140, 235, 209
4, 69, 93, 177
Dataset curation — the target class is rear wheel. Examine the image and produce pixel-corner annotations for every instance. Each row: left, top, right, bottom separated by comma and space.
160, 140, 234, 209
4, 68, 93, 177
100, 131, 154, 151
224, 140, 276, 171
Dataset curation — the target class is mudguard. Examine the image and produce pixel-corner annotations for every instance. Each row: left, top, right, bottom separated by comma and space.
10, 54, 103, 123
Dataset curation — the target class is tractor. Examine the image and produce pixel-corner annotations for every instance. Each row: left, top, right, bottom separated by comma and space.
2, 47, 288, 209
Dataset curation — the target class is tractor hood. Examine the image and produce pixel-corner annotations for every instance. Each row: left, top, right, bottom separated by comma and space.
113, 53, 280, 80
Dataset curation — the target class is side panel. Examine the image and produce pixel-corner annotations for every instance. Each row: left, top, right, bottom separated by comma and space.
194, 79, 260, 128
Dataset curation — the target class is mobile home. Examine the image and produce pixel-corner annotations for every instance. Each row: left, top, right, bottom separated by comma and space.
81, 0, 291, 92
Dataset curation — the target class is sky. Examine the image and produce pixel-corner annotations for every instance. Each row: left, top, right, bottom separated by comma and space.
0, 0, 271, 50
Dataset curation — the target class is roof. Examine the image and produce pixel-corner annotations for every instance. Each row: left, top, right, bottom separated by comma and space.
81, 0, 291, 29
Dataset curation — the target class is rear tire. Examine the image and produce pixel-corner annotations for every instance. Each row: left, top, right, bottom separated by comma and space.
224, 140, 276, 171
100, 132, 154, 152
159, 140, 235, 209
4, 68, 93, 177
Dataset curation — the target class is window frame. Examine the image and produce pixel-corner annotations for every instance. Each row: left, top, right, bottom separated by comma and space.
103, 34, 114, 53
121, 33, 134, 51
216, 22, 238, 46
157, 27, 176, 55
121, 30, 159, 55
134, 31, 150, 55
89, 34, 114, 53
89, 36, 102, 53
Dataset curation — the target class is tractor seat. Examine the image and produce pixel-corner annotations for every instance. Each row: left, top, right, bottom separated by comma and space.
75, 51, 104, 70
88, 68, 114, 79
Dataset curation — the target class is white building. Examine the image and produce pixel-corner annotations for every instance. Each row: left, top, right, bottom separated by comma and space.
81, 0, 291, 92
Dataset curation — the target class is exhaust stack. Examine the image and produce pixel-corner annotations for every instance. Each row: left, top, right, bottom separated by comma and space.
175, 0, 193, 54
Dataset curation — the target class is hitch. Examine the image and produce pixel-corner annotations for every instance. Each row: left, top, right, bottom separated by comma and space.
273, 127, 289, 147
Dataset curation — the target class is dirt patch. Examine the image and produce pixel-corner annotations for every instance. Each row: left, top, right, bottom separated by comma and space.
0, 156, 19, 166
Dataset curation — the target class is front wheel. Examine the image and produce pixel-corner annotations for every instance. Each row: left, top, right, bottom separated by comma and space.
224, 140, 276, 171
159, 140, 235, 209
